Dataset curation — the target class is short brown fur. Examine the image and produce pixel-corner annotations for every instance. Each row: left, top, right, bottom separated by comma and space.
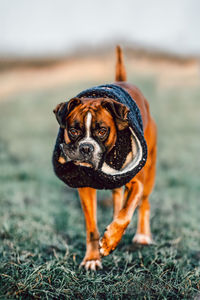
78, 47, 157, 270
55, 46, 157, 270
65, 99, 117, 152
115, 45, 127, 81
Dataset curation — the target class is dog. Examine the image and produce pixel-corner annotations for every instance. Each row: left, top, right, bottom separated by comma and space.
52, 46, 157, 271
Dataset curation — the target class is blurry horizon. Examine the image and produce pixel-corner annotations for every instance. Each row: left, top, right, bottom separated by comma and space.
1, 0, 200, 59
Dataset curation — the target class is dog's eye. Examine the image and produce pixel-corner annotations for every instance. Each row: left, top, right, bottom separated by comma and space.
97, 128, 107, 137
69, 128, 81, 137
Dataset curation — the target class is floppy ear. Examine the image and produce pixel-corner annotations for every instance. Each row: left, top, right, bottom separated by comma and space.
53, 97, 82, 128
102, 99, 129, 130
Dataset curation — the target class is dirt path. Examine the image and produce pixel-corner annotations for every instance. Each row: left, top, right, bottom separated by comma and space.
0, 54, 199, 100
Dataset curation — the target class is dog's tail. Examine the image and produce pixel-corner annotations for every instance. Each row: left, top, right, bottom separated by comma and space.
115, 45, 127, 82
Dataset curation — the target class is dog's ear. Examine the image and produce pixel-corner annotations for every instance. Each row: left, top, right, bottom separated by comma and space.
102, 99, 129, 130
53, 97, 82, 128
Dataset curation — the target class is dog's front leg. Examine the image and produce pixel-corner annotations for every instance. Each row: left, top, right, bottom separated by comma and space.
100, 178, 143, 257
78, 187, 102, 270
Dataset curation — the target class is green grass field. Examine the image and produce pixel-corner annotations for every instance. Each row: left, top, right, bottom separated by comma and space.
0, 74, 200, 299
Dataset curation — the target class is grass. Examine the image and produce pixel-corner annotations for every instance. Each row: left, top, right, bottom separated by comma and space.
0, 74, 200, 299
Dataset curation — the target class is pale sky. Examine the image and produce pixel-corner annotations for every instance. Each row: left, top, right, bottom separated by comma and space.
0, 0, 200, 57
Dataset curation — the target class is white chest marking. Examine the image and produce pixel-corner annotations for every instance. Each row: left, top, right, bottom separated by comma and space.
85, 112, 92, 138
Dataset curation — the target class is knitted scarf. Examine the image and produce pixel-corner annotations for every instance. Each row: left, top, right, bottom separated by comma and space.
52, 84, 147, 189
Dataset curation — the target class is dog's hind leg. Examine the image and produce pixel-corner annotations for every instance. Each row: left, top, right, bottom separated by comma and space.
133, 125, 157, 245
78, 187, 102, 270
133, 195, 153, 244
112, 187, 124, 219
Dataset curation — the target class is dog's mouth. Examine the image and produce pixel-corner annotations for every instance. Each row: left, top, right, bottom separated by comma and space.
73, 160, 94, 168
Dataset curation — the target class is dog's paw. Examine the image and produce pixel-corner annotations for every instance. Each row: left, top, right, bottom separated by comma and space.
132, 233, 154, 245
99, 220, 128, 256
80, 259, 102, 271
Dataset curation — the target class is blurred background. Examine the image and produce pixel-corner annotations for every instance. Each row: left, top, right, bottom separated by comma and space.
0, 1, 200, 298
0, 0, 200, 97
1, 0, 200, 57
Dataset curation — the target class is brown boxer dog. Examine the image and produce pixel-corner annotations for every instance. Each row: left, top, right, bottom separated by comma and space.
53, 46, 157, 271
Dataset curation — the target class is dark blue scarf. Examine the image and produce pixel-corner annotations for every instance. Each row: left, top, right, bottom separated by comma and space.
53, 84, 147, 189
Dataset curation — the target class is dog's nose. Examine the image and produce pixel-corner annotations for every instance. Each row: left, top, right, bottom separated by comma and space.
79, 143, 94, 157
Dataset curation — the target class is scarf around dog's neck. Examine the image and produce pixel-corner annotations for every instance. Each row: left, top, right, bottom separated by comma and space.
53, 84, 147, 189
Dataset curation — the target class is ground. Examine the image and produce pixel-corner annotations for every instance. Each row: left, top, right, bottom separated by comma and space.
0, 54, 200, 299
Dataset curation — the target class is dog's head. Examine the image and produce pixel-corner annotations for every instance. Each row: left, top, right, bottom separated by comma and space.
53, 97, 129, 169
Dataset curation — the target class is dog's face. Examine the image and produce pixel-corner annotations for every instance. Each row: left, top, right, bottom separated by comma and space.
53, 97, 129, 169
